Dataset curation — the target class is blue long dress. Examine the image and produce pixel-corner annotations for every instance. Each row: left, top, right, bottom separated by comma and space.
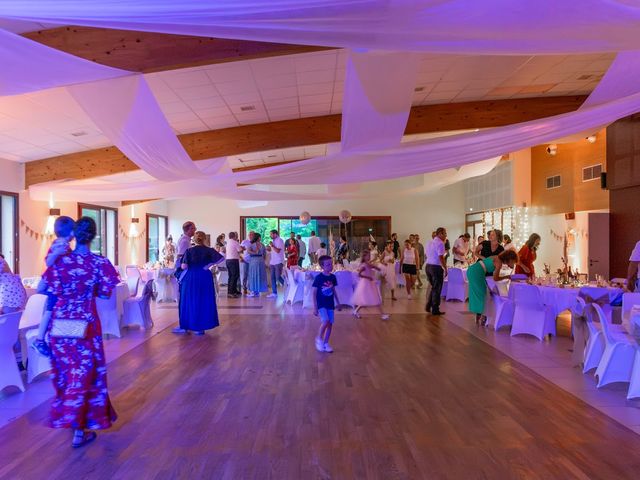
247, 243, 268, 294
179, 245, 223, 331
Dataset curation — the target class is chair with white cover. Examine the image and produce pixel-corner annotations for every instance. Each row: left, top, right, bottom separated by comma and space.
18, 294, 48, 365
24, 328, 51, 383
484, 278, 514, 331
510, 284, 556, 340
334, 271, 355, 307
576, 298, 605, 373
302, 273, 316, 309
622, 292, 640, 335
445, 268, 467, 302
126, 275, 140, 298
285, 269, 304, 305
122, 280, 154, 329
594, 303, 636, 388
0, 312, 25, 392
96, 288, 121, 338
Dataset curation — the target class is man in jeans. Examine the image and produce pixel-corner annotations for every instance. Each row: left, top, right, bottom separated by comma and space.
225, 231, 242, 298
425, 227, 447, 315
267, 229, 285, 298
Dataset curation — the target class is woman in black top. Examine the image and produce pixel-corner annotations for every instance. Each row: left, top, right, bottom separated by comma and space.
475, 230, 504, 274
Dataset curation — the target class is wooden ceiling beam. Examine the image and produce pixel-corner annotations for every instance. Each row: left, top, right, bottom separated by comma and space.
22, 26, 334, 73
25, 95, 587, 187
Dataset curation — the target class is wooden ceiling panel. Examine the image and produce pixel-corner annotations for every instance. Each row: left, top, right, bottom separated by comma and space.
25, 95, 586, 187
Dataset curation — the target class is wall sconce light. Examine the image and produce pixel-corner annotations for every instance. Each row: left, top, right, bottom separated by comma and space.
586, 134, 597, 143
546, 144, 558, 156
131, 217, 140, 224
49, 208, 61, 216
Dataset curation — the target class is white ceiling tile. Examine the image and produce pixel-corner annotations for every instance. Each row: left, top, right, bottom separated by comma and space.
268, 107, 300, 121
297, 70, 335, 85
202, 116, 239, 130
299, 94, 333, 106
41, 141, 86, 155
205, 63, 252, 83
264, 97, 298, 110
215, 81, 258, 96
162, 70, 211, 89
171, 119, 207, 135
261, 87, 298, 100
300, 102, 330, 114
223, 92, 262, 105
294, 52, 337, 72
228, 104, 265, 115
250, 57, 296, 77
298, 82, 334, 96
431, 81, 469, 93
174, 84, 219, 101
183, 96, 226, 109
255, 73, 297, 90
194, 106, 233, 118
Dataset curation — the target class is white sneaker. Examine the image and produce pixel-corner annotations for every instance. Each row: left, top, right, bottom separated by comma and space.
315, 337, 324, 352
323, 343, 334, 353
407, 293, 412, 299
381, 314, 390, 320
266, 293, 278, 298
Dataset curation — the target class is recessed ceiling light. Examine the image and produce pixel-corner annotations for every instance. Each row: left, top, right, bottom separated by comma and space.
240, 105, 256, 112
70, 131, 88, 137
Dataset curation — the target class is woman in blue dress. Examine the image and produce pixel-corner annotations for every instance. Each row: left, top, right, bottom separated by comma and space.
247, 233, 268, 297
175, 231, 224, 335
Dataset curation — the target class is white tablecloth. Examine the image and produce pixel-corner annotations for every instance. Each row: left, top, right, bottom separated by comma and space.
293, 269, 361, 308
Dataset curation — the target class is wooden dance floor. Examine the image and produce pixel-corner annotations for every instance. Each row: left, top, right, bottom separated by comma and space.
1, 308, 640, 479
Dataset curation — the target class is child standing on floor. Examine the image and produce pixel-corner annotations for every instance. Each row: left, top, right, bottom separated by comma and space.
352, 249, 389, 320
313, 255, 342, 353
32, 216, 75, 357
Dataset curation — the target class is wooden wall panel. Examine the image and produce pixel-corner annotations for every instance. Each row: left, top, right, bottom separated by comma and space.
25, 96, 586, 187
607, 116, 640, 277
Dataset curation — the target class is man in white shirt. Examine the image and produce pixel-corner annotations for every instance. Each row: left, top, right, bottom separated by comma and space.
425, 227, 447, 315
307, 231, 321, 264
240, 231, 254, 295
267, 229, 285, 297
452, 233, 471, 266
225, 231, 242, 297
627, 240, 640, 292
296, 234, 307, 267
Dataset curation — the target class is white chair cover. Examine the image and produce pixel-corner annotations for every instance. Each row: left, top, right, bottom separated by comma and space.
510, 284, 556, 340
96, 288, 121, 338
0, 311, 25, 392
593, 303, 635, 388
334, 271, 355, 307
445, 267, 468, 302
126, 275, 140, 297
285, 269, 304, 305
18, 294, 47, 365
25, 328, 51, 383
394, 261, 405, 287
627, 349, 640, 400
156, 268, 178, 302
621, 292, 640, 337
574, 298, 602, 373
125, 265, 141, 280
302, 273, 315, 309
485, 278, 514, 331
122, 279, 154, 329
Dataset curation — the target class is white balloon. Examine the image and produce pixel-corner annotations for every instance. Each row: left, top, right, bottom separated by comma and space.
339, 210, 352, 224
299, 211, 311, 225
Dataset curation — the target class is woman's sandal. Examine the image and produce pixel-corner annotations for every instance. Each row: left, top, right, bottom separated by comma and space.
72, 431, 97, 449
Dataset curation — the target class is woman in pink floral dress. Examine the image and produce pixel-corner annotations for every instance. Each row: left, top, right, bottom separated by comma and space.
42, 216, 119, 448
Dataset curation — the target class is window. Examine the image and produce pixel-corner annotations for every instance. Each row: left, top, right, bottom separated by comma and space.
241, 216, 391, 265
78, 203, 118, 265
546, 175, 561, 189
146, 214, 168, 263
582, 164, 603, 182
0, 192, 18, 273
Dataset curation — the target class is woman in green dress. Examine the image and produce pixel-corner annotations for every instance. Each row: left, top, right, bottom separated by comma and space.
468, 249, 518, 325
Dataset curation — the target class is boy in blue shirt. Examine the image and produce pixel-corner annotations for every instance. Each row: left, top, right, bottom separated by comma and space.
313, 255, 342, 353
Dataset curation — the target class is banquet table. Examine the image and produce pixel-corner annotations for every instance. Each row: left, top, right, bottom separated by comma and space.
291, 269, 366, 308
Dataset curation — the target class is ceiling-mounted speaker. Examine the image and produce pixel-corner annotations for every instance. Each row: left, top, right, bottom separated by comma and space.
600, 172, 607, 190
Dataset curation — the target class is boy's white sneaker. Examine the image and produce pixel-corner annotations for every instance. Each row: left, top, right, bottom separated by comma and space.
323, 343, 334, 353
381, 314, 390, 320
266, 293, 278, 298
407, 293, 412, 299
315, 337, 324, 352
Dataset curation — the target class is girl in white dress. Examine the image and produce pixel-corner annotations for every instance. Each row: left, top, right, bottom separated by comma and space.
368, 241, 380, 263
352, 250, 389, 319
381, 241, 398, 301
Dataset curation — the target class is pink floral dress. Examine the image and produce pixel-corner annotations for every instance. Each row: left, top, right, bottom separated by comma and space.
42, 251, 119, 430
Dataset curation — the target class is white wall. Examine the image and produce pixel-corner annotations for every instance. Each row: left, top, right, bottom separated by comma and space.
167, 183, 466, 244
